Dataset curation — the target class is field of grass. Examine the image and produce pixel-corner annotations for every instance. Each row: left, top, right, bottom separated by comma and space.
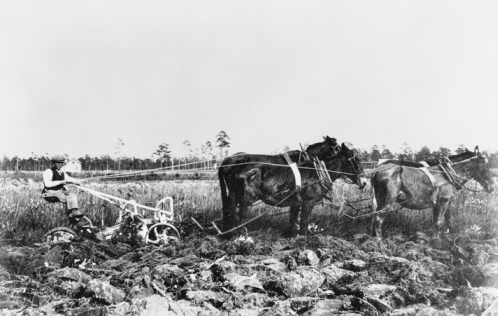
1, 169, 218, 182
0, 176, 497, 244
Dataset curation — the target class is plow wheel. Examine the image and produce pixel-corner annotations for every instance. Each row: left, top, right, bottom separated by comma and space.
145, 223, 180, 244
43, 227, 78, 244
75, 216, 94, 228
43, 216, 95, 244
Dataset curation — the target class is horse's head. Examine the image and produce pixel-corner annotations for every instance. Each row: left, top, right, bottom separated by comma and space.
324, 136, 341, 155
338, 143, 368, 189
306, 136, 340, 160
472, 147, 494, 193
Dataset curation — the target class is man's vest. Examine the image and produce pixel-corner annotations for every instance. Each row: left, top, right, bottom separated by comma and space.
42, 168, 65, 193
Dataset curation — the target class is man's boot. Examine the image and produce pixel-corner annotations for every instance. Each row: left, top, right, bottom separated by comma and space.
67, 209, 84, 231
67, 209, 103, 242
67, 209, 83, 218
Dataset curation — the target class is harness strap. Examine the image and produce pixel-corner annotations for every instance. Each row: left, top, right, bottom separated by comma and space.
282, 152, 302, 190
418, 161, 436, 187
439, 158, 463, 190
313, 158, 333, 197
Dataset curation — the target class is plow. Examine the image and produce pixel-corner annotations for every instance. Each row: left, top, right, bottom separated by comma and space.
43, 185, 180, 244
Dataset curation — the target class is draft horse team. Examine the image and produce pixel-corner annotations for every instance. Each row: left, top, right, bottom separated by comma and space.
218, 137, 495, 238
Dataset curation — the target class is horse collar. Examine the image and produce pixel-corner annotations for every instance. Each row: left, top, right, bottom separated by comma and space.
282, 152, 302, 190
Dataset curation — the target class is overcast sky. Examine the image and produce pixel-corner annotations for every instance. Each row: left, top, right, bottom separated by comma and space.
1, 1, 497, 159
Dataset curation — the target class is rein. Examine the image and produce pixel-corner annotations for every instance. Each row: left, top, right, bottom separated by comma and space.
439, 155, 487, 192
461, 183, 484, 193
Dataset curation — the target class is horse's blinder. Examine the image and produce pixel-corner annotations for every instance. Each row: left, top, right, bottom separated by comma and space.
474, 151, 491, 186
331, 144, 341, 155
472, 146, 488, 182
345, 150, 364, 184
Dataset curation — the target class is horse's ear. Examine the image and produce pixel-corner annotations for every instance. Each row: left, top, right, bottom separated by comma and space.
342, 142, 351, 150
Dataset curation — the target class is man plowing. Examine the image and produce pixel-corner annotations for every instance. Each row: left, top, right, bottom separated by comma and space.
41, 155, 84, 227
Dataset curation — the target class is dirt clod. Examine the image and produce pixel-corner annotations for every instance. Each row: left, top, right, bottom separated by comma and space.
2, 232, 498, 315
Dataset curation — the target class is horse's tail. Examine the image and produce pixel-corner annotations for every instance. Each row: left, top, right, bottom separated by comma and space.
218, 165, 228, 213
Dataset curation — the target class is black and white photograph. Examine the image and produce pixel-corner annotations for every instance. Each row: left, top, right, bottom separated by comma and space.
1, 1, 498, 315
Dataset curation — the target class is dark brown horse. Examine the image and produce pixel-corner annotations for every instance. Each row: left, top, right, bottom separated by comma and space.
218, 136, 340, 228
370, 147, 494, 238
237, 143, 368, 236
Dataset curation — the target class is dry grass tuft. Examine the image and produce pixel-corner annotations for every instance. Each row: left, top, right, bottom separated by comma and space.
1, 178, 497, 244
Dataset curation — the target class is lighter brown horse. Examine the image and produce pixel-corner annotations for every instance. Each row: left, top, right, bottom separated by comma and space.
370, 147, 494, 238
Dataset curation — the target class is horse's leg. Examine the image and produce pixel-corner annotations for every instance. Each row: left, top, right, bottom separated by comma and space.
288, 205, 300, 237
236, 201, 252, 236
221, 177, 237, 229
226, 177, 247, 229
299, 202, 314, 236
220, 170, 231, 228
371, 197, 384, 238
433, 196, 452, 235
237, 167, 261, 226
433, 193, 452, 239
370, 179, 400, 238
432, 203, 439, 226
239, 195, 254, 224
222, 195, 233, 228
225, 191, 238, 229
444, 205, 452, 234
370, 193, 387, 237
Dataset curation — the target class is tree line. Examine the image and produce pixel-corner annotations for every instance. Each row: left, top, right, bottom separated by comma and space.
357, 143, 498, 168
1, 131, 232, 172
2, 137, 498, 172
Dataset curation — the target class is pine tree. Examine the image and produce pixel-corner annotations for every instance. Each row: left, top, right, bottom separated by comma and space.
154, 143, 171, 168
216, 131, 231, 157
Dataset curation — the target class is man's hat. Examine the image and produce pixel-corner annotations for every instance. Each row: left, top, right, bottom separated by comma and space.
51, 155, 65, 163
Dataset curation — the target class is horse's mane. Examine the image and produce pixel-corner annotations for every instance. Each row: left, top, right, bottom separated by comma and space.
381, 159, 439, 168
380, 151, 476, 168
232, 150, 301, 156
306, 136, 337, 152
306, 142, 323, 152
285, 150, 301, 155
381, 160, 424, 168
448, 151, 475, 162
